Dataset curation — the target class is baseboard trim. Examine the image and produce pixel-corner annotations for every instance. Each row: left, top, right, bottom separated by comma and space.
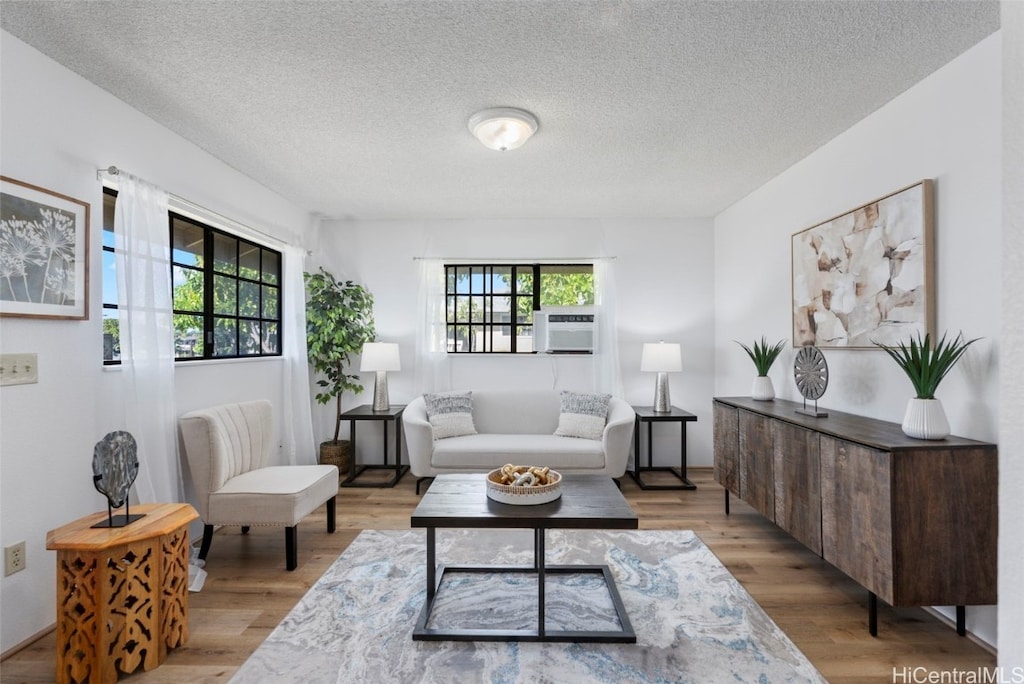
0, 623, 55, 661
922, 606, 997, 655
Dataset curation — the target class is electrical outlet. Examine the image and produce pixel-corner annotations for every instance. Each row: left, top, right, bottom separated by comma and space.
0, 353, 38, 386
4, 541, 26, 576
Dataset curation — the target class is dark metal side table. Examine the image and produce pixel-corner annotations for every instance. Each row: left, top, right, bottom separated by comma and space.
339, 404, 408, 488
630, 405, 698, 490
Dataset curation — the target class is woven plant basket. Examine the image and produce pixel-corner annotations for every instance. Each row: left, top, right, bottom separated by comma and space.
319, 440, 352, 480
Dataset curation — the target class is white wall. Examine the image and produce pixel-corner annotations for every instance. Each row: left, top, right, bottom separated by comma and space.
315, 218, 716, 470
714, 34, 1002, 646
999, 1, 1023, 669
0, 32, 312, 653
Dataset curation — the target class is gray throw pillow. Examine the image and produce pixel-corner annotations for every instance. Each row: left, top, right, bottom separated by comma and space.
554, 391, 611, 440
423, 391, 478, 440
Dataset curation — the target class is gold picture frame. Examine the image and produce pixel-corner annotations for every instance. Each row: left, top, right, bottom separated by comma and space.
791, 180, 934, 348
1, 176, 90, 320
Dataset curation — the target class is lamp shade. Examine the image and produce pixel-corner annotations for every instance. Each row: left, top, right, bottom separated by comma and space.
640, 342, 682, 373
468, 107, 538, 151
360, 342, 401, 372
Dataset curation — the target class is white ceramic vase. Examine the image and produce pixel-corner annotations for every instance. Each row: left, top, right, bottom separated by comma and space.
901, 398, 950, 440
751, 376, 775, 401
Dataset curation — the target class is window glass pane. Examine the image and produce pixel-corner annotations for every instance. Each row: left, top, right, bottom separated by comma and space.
455, 295, 469, 323
173, 314, 203, 358
102, 309, 120, 362
214, 233, 237, 275
214, 274, 237, 315
493, 295, 511, 319
493, 325, 513, 352
173, 266, 204, 313
446, 295, 456, 323
171, 218, 203, 266
516, 297, 533, 324
446, 269, 456, 295
241, 320, 261, 355
214, 318, 237, 356
102, 251, 118, 306
540, 264, 594, 306
239, 243, 260, 280
470, 296, 484, 323
516, 269, 533, 295
262, 321, 279, 353
262, 285, 278, 319
446, 326, 456, 352
470, 325, 484, 352
455, 267, 470, 294
102, 192, 116, 247
516, 325, 535, 352
261, 249, 279, 285
238, 281, 260, 317
455, 325, 469, 352
492, 267, 512, 294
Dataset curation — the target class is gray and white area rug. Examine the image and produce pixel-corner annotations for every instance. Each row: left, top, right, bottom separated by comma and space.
231, 529, 826, 683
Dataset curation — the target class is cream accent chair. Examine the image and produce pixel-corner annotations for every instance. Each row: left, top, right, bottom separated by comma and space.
179, 400, 338, 571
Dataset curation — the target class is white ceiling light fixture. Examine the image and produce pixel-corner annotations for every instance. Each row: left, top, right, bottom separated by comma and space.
468, 107, 538, 151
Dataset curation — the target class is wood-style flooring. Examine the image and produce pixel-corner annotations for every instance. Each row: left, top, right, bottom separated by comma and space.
0, 468, 995, 683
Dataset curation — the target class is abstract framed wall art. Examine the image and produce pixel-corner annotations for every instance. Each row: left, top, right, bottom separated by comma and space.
1, 176, 90, 319
791, 179, 934, 348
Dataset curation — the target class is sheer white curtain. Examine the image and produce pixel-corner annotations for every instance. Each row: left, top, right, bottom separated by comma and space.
414, 258, 451, 393
593, 258, 624, 397
281, 244, 316, 465
114, 174, 183, 503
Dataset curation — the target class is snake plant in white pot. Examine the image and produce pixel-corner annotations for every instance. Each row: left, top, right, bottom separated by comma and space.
874, 331, 979, 440
736, 337, 786, 401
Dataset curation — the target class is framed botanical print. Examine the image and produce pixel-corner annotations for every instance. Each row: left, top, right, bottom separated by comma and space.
792, 180, 934, 348
1, 176, 90, 319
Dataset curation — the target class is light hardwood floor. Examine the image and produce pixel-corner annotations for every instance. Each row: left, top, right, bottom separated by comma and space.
1, 468, 995, 683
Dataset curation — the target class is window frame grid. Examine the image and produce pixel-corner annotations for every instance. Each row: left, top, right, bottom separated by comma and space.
102, 187, 283, 364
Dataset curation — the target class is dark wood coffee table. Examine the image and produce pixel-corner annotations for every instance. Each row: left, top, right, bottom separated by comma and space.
410, 474, 638, 643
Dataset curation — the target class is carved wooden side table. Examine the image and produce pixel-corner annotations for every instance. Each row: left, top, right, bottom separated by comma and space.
46, 503, 198, 684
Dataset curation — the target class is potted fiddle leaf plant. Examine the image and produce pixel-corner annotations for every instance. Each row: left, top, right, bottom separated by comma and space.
736, 336, 787, 401
305, 268, 376, 474
874, 331, 979, 440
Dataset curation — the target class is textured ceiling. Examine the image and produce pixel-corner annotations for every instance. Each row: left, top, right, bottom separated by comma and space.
0, 1, 1000, 220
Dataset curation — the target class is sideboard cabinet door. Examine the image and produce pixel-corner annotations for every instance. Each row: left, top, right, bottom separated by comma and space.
713, 402, 740, 497
773, 421, 822, 555
820, 436, 895, 604
739, 410, 774, 521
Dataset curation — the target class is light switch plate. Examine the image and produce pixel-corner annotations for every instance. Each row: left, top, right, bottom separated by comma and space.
0, 353, 38, 386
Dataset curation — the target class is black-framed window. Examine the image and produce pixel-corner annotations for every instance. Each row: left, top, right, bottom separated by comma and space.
444, 263, 593, 353
102, 187, 283, 363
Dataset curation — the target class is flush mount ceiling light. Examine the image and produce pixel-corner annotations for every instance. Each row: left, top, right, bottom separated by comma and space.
467, 107, 538, 151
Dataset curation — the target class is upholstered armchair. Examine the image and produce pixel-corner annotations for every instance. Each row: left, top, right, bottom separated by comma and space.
179, 400, 338, 571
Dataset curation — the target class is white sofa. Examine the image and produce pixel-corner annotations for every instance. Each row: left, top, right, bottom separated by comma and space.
404, 389, 635, 490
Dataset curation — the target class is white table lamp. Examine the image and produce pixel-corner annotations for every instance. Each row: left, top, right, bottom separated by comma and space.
641, 342, 682, 413
360, 342, 401, 411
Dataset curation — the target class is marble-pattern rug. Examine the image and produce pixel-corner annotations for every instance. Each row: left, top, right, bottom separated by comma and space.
231, 529, 826, 684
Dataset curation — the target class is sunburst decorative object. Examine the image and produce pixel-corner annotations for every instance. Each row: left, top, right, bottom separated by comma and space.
793, 346, 829, 417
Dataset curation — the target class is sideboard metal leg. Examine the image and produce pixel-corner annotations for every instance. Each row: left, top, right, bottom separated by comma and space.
868, 591, 878, 637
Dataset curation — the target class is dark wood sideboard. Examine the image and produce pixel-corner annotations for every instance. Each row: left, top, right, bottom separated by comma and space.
713, 396, 997, 637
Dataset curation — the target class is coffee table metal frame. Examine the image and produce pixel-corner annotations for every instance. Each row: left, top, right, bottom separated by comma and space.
411, 474, 638, 643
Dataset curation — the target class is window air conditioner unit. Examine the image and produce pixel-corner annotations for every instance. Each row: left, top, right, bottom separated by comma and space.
534, 311, 595, 353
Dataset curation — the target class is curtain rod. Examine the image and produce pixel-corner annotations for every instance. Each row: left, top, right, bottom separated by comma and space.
97, 165, 288, 248
412, 256, 616, 261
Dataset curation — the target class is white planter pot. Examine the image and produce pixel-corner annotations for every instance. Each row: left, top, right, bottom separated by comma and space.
901, 398, 950, 440
751, 376, 775, 401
